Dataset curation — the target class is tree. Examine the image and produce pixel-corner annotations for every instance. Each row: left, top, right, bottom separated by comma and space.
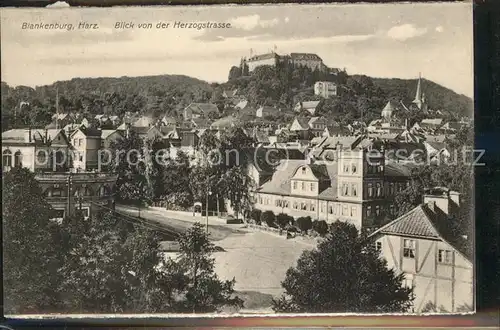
277, 213, 293, 229
161, 223, 243, 313
228, 66, 242, 81
261, 210, 276, 227
108, 130, 154, 205
219, 166, 254, 219
250, 209, 262, 224
58, 210, 166, 313
296, 216, 313, 234
3, 168, 63, 313
313, 220, 328, 236
273, 221, 414, 313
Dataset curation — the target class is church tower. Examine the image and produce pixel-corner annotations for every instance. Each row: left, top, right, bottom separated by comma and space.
411, 73, 428, 112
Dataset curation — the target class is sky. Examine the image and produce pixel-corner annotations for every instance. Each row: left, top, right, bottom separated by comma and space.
1, 3, 473, 97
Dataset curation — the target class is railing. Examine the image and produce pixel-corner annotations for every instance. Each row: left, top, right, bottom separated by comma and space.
35, 171, 118, 181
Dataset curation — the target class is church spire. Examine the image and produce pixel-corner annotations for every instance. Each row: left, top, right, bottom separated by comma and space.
412, 72, 423, 109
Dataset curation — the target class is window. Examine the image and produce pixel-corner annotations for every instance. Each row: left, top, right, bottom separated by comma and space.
283, 201, 289, 209
438, 249, 453, 264
81, 207, 90, 219
293, 202, 298, 210
301, 202, 307, 211
403, 239, 416, 259
403, 275, 414, 288
310, 183, 315, 192
389, 205, 395, 215
376, 182, 382, 197
375, 205, 381, 216
390, 183, 395, 196
14, 151, 22, 167
366, 206, 372, 217
328, 205, 334, 214
275, 200, 281, 207
79, 153, 83, 162
343, 183, 349, 196
352, 164, 357, 173
320, 203, 325, 213
376, 241, 382, 251
37, 150, 47, 165
342, 205, 348, 216
52, 188, 62, 197
310, 203, 316, 212
343, 164, 349, 173
368, 183, 373, 197
293, 181, 297, 190
258, 196, 263, 204
350, 206, 356, 217
79, 138, 84, 146
379, 165, 384, 173
2, 149, 12, 168
301, 167, 306, 174
301, 182, 305, 191
351, 184, 357, 197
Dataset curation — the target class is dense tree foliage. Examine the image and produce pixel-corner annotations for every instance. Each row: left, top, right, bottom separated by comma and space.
3, 168, 63, 314
273, 221, 414, 313
1, 75, 213, 131
161, 223, 244, 313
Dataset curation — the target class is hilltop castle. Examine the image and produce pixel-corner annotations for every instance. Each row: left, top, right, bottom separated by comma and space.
241, 51, 328, 72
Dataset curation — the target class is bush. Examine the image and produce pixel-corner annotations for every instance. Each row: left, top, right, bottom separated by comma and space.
250, 209, 262, 225
261, 211, 276, 228
314, 220, 328, 236
277, 213, 293, 229
296, 216, 313, 234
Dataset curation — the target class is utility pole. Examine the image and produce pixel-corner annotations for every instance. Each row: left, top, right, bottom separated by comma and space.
67, 173, 72, 217
205, 178, 210, 234
56, 88, 59, 130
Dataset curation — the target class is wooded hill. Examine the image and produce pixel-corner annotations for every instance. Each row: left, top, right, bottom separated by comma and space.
1, 66, 472, 131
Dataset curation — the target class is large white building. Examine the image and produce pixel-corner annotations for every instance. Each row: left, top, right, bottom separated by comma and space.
254, 136, 412, 232
314, 81, 338, 98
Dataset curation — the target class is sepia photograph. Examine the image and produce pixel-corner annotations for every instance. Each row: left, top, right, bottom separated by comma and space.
1, 3, 474, 316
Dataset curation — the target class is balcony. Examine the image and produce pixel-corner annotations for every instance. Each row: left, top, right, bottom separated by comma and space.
35, 171, 118, 183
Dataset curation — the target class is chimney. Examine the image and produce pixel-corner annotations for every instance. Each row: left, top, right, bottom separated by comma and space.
423, 187, 451, 215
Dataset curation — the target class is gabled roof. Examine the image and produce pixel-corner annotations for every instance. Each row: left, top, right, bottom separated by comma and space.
235, 100, 249, 110
73, 127, 102, 138
301, 101, 321, 109
133, 116, 156, 128
248, 52, 279, 62
308, 116, 327, 126
101, 129, 121, 140
191, 117, 209, 128
385, 162, 414, 177
2, 128, 67, 144
421, 118, 444, 126
211, 115, 240, 129
185, 103, 219, 115
259, 160, 337, 196
290, 53, 322, 61
369, 203, 471, 261
425, 141, 447, 151
223, 89, 238, 98
381, 100, 399, 113
291, 117, 311, 131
